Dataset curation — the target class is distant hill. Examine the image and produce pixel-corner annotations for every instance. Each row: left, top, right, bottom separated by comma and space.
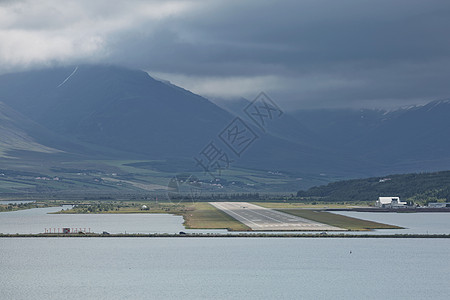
0, 65, 233, 158
0, 102, 61, 157
213, 97, 450, 176
297, 170, 450, 203
291, 101, 450, 173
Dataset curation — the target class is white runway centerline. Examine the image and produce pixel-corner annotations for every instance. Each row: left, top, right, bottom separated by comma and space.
210, 202, 342, 231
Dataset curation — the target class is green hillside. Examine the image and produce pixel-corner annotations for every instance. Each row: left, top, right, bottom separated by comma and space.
297, 171, 450, 204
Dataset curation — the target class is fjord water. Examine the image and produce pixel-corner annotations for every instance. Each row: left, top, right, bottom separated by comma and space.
0, 206, 186, 234
1, 238, 449, 299
1, 207, 450, 299
334, 211, 450, 235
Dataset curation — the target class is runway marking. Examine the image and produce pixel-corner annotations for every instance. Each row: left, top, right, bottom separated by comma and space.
211, 202, 263, 228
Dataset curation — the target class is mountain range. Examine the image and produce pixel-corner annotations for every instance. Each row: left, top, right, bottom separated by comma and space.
0, 64, 450, 193
215, 97, 450, 175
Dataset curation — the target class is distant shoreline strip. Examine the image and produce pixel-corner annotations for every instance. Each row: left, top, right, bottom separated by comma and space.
1, 233, 449, 238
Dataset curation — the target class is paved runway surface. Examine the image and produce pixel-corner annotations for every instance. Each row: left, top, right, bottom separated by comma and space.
210, 202, 342, 231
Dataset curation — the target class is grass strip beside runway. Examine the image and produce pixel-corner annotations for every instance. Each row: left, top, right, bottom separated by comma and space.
182, 203, 251, 231
277, 209, 402, 230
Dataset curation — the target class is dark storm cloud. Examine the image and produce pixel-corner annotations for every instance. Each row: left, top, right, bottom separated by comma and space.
1, 0, 450, 109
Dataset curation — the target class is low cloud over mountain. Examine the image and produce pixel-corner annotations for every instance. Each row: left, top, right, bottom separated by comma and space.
1, 1, 450, 109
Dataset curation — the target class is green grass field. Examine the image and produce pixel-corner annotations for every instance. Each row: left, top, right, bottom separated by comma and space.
0, 157, 322, 195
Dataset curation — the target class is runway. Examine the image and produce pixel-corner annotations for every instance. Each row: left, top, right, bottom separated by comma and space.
209, 202, 342, 231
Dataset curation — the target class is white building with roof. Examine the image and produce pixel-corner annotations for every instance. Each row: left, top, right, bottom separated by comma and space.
376, 197, 407, 208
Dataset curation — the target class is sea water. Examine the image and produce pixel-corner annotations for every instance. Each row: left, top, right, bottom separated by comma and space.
1, 238, 449, 299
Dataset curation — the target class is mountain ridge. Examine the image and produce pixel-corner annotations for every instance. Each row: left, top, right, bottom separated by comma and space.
1, 64, 450, 181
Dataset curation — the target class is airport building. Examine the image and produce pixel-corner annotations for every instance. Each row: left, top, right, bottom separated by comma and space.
376, 197, 408, 208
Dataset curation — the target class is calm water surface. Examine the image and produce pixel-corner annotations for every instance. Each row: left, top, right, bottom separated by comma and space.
1, 238, 449, 299
1, 207, 450, 299
334, 211, 450, 234
0, 206, 226, 234
0, 200, 35, 205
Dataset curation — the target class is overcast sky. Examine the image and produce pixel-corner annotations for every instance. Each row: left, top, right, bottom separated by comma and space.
1, 0, 450, 109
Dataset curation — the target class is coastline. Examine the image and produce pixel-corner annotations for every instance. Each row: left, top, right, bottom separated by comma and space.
1, 233, 449, 238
